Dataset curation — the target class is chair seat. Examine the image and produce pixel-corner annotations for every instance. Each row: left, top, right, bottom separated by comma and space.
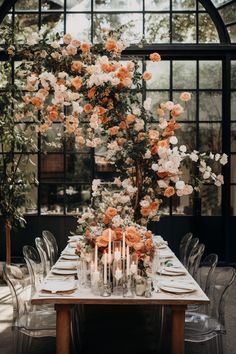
15, 311, 56, 337
185, 312, 226, 342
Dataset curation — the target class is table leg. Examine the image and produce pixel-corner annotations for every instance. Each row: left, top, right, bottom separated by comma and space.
55, 304, 72, 354
171, 305, 186, 354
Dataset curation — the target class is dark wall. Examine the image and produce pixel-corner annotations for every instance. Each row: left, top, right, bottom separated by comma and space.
0, 215, 235, 263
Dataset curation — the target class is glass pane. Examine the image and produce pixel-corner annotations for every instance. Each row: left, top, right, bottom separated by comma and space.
172, 14, 196, 43
66, 184, 91, 214
0, 62, 11, 88
199, 123, 222, 152
14, 14, 39, 42
67, 0, 91, 11
145, 14, 170, 43
0, 14, 12, 44
40, 184, 64, 215
199, 61, 222, 89
94, 13, 142, 43
94, 0, 142, 11
41, 14, 64, 37
198, 13, 219, 43
146, 61, 170, 89
228, 24, 236, 43
24, 185, 38, 215
146, 91, 170, 119
66, 14, 91, 42
231, 92, 236, 120
173, 91, 196, 121
199, 92, 222, 121
14, 124, 38, 152
41, 0, 63, 11
173, 61, 196, 89
231, 155, 236, 183
201, 185, 221, 216
41, 124, 64, 152
211, 0, 231, 6
232, 61, 236, 89
219, 3, 236, 24
172, 193, 193, 216
66, 154, 92, 182
172, 0, 196, 10
176, 123, 196, 150
231, 186, 236, 215
40, 154, 64, 182
15, 0, 38, 10
146, 0, 169, 10
231, 123, 236, 151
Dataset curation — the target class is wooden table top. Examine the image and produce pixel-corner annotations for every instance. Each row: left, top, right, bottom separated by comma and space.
32, 243, 209, 306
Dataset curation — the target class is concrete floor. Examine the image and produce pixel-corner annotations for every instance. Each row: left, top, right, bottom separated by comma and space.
0, 270, 235, 354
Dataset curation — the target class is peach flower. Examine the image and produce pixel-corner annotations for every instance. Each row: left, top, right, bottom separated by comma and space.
109, 126, 119, 135
145, 239, 154, 251
84, 104, 93, 113
119, 121, 127, 130
113, 227, 123, 241
148, 129, 159, 140
133, 242, 143, 251
105, 38, 117, 51
80, 42, 91, 52
71, 61, 83, 72
105, 207, 117, 219
140, 207, 151, 217
125, 226, 141, 246
164, 186, 175, 198
71, 76, 83, 90
31, 97, 42, 108
143, 71, 152, 81
171, 104, 184, 118
150, 52, 161, 62
63, 34, 72, 44
88, 86, 96, 99
180, 92, 191, 102
145, 231, 153, 239
126, 114, 136, 124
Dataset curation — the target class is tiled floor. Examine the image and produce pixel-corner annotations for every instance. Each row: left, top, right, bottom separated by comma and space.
0, 270, 236, 354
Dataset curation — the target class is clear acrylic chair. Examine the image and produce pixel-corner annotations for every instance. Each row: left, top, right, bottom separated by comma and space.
179, 232, 193, 267
42, 230, 59, 267
188, 243, 205, 279
185, 267, 236, 353
35, 237, 51, 276
23, 245, 44, 292
3, 263, 56, 354
185, 237, 199, 270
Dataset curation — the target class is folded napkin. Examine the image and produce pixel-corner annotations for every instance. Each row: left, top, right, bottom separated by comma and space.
160, 281, 195, 291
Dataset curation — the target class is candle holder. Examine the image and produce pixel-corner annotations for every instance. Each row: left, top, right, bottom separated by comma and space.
101, 282, 111, 297
113, 260, 123, 295
123, 275, 134, 298
135, 271, 147, 297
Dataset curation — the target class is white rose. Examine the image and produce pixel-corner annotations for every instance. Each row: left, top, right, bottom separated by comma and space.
175, 180, 185, 190
169, 136, 178, 145
151, 163, 158, 171
179, 145, 187, 153
143, 97, 152, 111
219, 153, 228, 165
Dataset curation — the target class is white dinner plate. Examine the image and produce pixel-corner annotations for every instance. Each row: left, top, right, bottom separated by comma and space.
156, 244, 167, 249
61, 254, 78, 260
52, 261, 77, 270
52, 269, 77, 275
158, 251, 174, 259
157, 269, 186, 276
67, 242, 77, 248
159, 280, 196, 294
42, 281, 77, 293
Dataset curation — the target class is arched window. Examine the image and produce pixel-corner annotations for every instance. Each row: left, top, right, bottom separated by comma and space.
0, 0, 235, 260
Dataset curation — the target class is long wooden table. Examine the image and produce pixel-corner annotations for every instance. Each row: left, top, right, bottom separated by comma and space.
32, 245, 209, 354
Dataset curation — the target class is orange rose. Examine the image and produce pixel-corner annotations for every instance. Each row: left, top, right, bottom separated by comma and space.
148, 129, 159, 140
113, 227, 123, 241
102, 215, 110, 225
105, 38, 117, 51
150, 52, 161, 62
164, 186, 175, 198
140, 207, 151, 217
180, 92, 191, 102
145, 231, 153, 239
125, 226, 141, 246
150, 201, 160, 210
126, 114, 136, 124
105, 207, 117, 219
145, 239, 154, 251
143, 71, 152, 81
119, 121, 127, 130
101, 63, 116, 73
38, 88, 49, 97
96, 106, 107, 115
84, 104, 93, 113
31, 97, 42, 108
170, 104, 184, 118
96, 235, 109, 248
80, 42, 91, 52
88, 86, 96, 99
109, 126, 119, 135
117, 138, 126, 145
71, 61, 83, 72
71, 76, 83, 90
48, 110, 58, 121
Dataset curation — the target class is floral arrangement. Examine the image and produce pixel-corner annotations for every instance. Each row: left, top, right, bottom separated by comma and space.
1, 27, 227, 271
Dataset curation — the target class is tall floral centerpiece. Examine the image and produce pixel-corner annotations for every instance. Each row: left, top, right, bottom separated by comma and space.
2, 28, 227, 275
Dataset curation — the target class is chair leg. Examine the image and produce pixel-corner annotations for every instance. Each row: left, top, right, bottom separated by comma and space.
216, 334, 224, 354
